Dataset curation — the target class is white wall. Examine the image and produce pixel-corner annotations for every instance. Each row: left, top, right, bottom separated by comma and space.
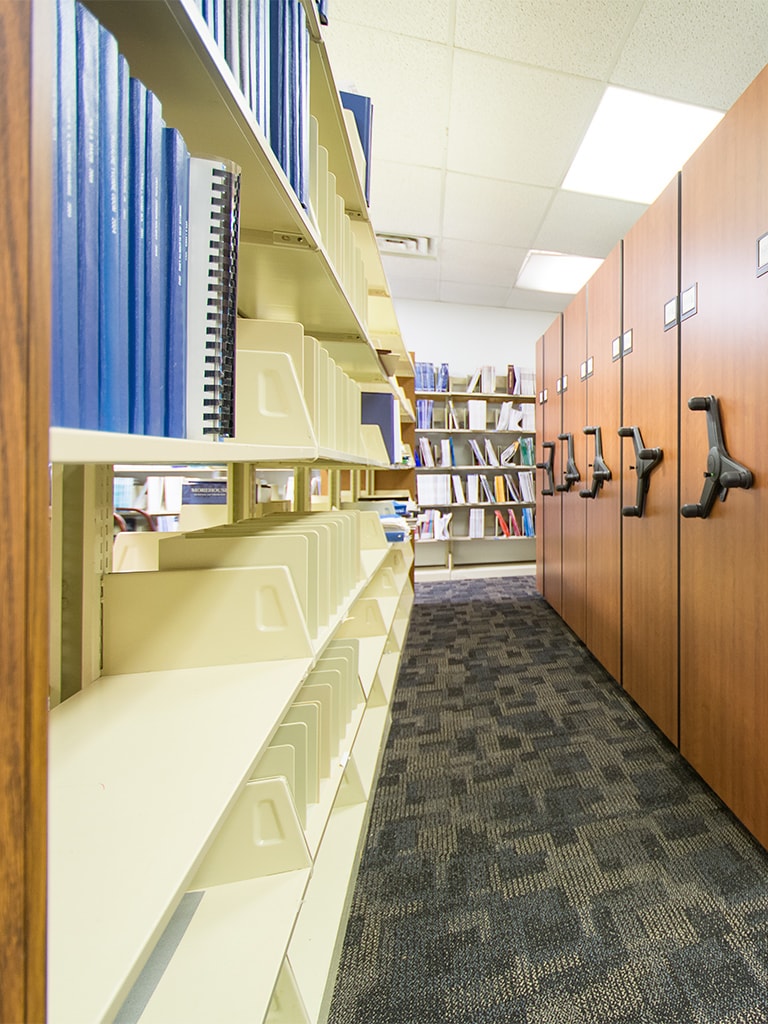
393, 299, 556, 382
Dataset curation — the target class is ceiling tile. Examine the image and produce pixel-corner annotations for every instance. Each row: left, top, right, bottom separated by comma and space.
323, 23, 452, 168
506, 287, 572, 314
442, 173, 554, 247
611, 0, 768, 110
439, 239, 529, 288
447, 50, 605, 185
534, 191, 648, 257
438, 280, 513, 306
454, 0, 641, 79
325, 0, 454, 45
369, 161, 443, 237
381, 252, 441, 300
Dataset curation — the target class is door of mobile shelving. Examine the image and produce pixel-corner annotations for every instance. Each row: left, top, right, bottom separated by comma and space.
621, 175, 680, 744
679, 65, 768, 849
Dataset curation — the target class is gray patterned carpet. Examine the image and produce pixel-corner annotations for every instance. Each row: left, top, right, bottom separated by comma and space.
327, 576, 768, 1024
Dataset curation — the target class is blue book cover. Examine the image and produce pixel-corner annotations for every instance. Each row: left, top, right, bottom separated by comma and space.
340, 90, 373, 205
98, 24, 127, 432
268, 0, 288, 179
361, 391, 397, 465
144, 90, 167, 437
255, 0, 269, 132
164, 127, 189, 439
52, 0, 79, 427
128, 77, 147, 434
75, 3, 101, 429
116, 54, 131, 430
295, 0, 309, 209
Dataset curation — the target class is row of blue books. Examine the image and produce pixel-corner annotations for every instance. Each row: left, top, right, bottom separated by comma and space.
52, 0, 241, 439
415, 361, 450, 392
196, 0, 309, 210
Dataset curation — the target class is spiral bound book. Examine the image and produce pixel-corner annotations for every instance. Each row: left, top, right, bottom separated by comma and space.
186, 155, 241, 440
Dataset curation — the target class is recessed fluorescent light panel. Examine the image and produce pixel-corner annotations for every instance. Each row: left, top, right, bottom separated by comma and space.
516, 250, 603, 294
563, 86, 724, 204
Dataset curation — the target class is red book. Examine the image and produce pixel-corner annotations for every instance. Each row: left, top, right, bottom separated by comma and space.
495, 509, 511, 537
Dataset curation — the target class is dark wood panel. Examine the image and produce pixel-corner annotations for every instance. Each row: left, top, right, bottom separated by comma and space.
680, 65, 768, 848
0, 2, 51, 1020
622, 176, 680, 743
584, 245, 622, 681
560, 290, 588, 642
536, 317, 563, 613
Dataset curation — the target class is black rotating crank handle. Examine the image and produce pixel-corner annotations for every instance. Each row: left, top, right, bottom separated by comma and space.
680, 395, 753, 519
556, 433, 580, 492
579, 425, 612, 499
536, 441, 555, 496
618, 426, 663, 517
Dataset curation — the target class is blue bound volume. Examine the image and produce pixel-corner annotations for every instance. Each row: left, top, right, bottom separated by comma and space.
128, 77, 147, 434
340, 90, 373, 205
116, 54, 131, 431
97, 24, 127, 432
52, 0, 80, 427
75, 3, 101, 429
164, 127, 190, 439
143, 90, 167, 437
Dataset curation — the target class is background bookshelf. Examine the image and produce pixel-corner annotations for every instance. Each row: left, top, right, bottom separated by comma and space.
414, 371, 536, 570
41, 2, 416, 1022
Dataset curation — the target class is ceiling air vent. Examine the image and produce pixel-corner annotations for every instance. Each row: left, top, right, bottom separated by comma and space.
376, 233, 435, 258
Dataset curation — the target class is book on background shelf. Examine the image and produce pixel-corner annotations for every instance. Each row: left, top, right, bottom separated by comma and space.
467, 399, 487, 430
508, 508, 522, 536
520, 437, 535, 465
484, 438, 500, 465
518, 471, 535, 502
466, 367, 481, 393
504, 473, 521, 502
436, 362, 450, 392
447, 398, 461, 429
415, 361, 435, 391
468, 439, 486, 466
186, 155, 241, 440
469, 507, 485, 538
416, 397, 434, 429
466, 474, 480, 503
500, 440, 520, 465
522, 507, 536, 537
507, 364, 517, 394
481, 364, 496, 393
440, 438, 454, 467
479, 474, 494, 502
496, 401, 511, 430
418, 436, 436, 467
494, 474, 506, 502
451, 474, 466, 503
494, 509, 511, 537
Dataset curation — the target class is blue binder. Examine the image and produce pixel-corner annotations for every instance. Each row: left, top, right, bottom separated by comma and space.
75, 3, 101, 429
164, 127, 190, 439
98, 24, 128, 432
128, 77, 147, 434
143, 90, 167, 437
52, 0, 79, 428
